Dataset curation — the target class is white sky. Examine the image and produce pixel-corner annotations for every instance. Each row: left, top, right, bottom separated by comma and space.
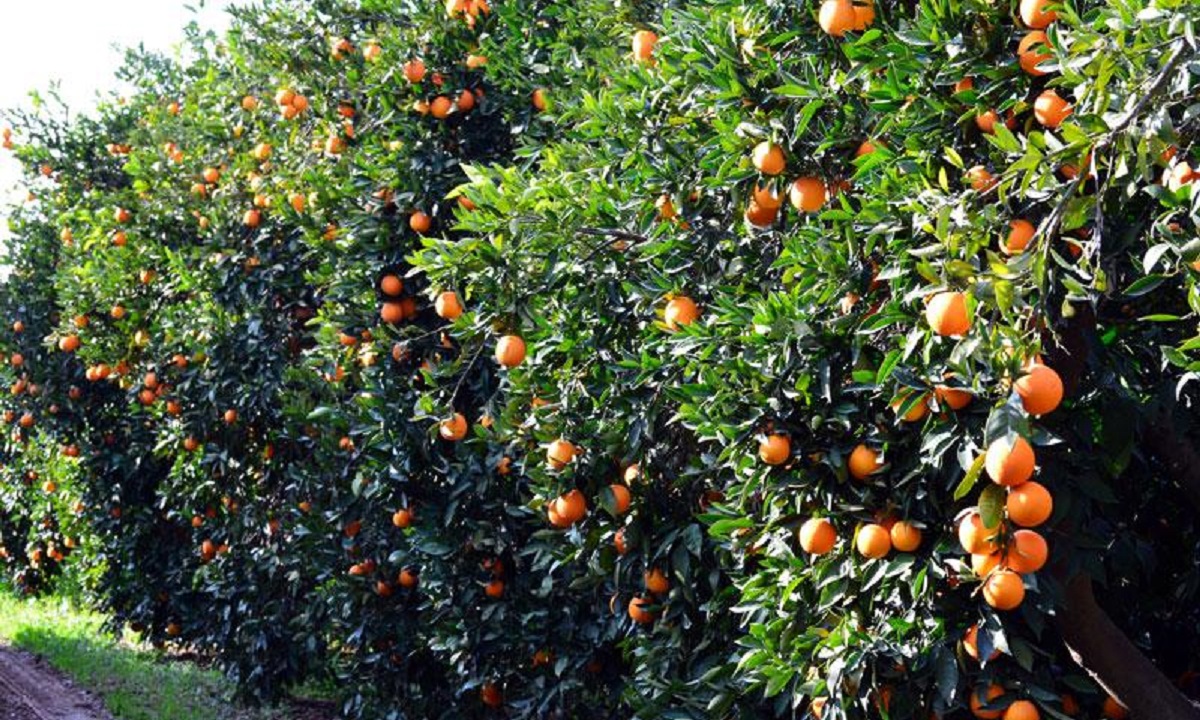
0, 0, 237, 243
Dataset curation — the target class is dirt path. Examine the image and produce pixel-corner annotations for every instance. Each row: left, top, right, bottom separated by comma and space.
0, 645, 111, 720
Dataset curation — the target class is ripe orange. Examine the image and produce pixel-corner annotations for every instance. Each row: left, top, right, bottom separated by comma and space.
1017, 31, 1052, 76
241, 95, 259, 111
403, 59, 426, 83
628, 595, 657, 624
1004, 219, 1036, 255
644, 568, 670, 595
495, 335, 527, 367
934, 383, 973, 410
1004, 700, 1039, 720
856, 523, 891, 559
398, 568, 418, 588
664, 296, 700, 330
959, 512, 1001, 554
744, 201, 779, 227
1005, 529, 1048, 573
954, 76, 975, 94
58, 334, 81, 352
435, 291, 463, 319
963, 624, 1000, 661
380, 274, 403, 296
818, 0, 857, 36
532, 88, 548, 111
457, 89, 475, 112
1020, 0, 1058, 29
430, 95, 453, 118
972, 551, 1001, 577
789, 177, 826, 213
967, 165, 997, 192
969, 684, 1005, 720
751, 142, 785, 175
1102, 696, 1128, 719
891, 390, 930, 422
632, 30, 658, 62
485, 579, 505, 598
655, 194, 676, 220
848, 444, 882, 481
380, 302, 405, 324
1006, 480, 1052, 527
798, 517, 837, 555
976, 110, 1003, 135
852, 0, 875, 30
223, 409, 238, 424
926, 291, 971, 336
1033, 90, 1072, 128
392, 508, 413, 528
608, 484, 631, 515
439, 412, 468, 441
548, 489, 586, 526
480, 682, 503, 708
983, 569, 1026, 610
759, 433, 790, 465
753, 182, 783, 210
985, 435, 1035, 486
1014, 363, 1063, 415
244, 209, 262, 227
614, 527, 629, 555
889, 521, 922, 552
546, 438, 577, 469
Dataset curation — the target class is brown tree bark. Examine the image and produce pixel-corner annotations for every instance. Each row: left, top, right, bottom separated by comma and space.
1057, 574, 1200, 720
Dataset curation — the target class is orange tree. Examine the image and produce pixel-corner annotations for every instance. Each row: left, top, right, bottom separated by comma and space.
2, 0, 1200, 718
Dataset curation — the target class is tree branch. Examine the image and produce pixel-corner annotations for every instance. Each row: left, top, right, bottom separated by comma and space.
1057, 573, 1200, 720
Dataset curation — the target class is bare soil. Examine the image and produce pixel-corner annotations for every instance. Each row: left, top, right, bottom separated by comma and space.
0, 644, 112, 720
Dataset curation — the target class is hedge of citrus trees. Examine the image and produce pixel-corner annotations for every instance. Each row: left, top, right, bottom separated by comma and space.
2, 0, 1200, 717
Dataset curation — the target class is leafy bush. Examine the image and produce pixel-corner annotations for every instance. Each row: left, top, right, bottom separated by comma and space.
1, 0, 1199, 718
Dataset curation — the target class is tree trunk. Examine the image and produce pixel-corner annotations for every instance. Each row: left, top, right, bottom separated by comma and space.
1057, 573, 1200, 720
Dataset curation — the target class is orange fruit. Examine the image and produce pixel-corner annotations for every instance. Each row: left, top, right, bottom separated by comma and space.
244, 209, 262, 227
752, 142, 785, 175
789, 177, 826, 213
485, 579, 505, 598
614, 528, 629, 555
547, 438, 577, 469
967, 165, 997, 192
744, 201, 779, 227
1014, 363, 1063, 415
976, 110, 1003, 134
972, 551, 1002, 577
848, 444, 882, 481
934, 383, 973, 410
1005, 529, 1048, 573
632, 30, 657, 62
852, 0, 875, 30
959, 512, 1001, 554
480, 682, 503, 708
409, 211, 431, 233
1101, 696, 1127, 719
798, 517, 837, 555
963, 624, 1000, 661
969, 684, 1005, 720
439, 412, 468, 441
759, 433, 791, 465
1004, 219, 1036, 255
435, 291, 463, 319
58, 335, 81, 352
1006, 480, 1052, 527
818, 0, 857, 36
926, 291, 971, 336
753, 182, 784, 210
954, 76, 975, 94
982, 569, 1026, 610
628, 595, 657, 624
985, 435, 1035, 486
664, 296, 700, 330
889, 521, 922, 552
398, 568, 418, 588
856, 523, 891, 559
223, 409, 238, 424
1033, 90, 1072, 128
532, 88, 548, 111
403, 59, 426, 83
1020, 0, 1058, 29
1017, 31, 1052, 76
1061, 695, 1080, 715
608, 484, 631, 515
241, 95, 259, 111
392, 508, 413, 528
891, 390, 929, 422
380, 302, 405, 324
1004, 700, 1039, 720
495, 335, 527, 368
430, 95, 453, 118
811, 697, 827, 718
644, 568, 670, 595
380, 274, 403, 296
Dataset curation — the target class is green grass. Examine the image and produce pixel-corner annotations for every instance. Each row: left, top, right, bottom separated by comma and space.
0, 591, 333, 720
